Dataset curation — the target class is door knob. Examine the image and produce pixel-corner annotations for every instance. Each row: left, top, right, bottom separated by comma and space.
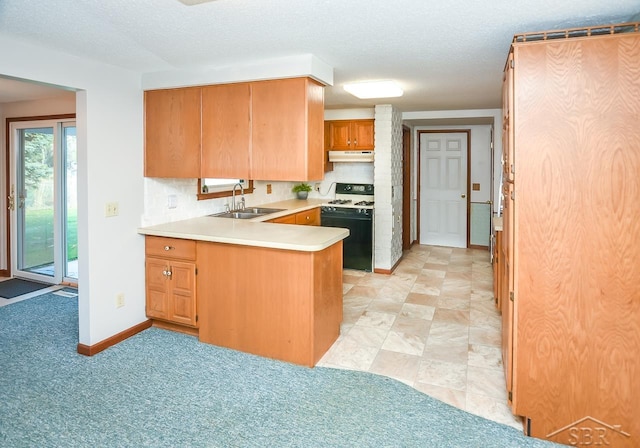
461, 194, 466, 198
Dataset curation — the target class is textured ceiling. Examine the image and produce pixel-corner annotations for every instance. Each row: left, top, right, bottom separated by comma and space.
0, 0, 638, 110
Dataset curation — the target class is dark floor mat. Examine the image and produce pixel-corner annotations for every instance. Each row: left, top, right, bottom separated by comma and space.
0, 279, 50, 299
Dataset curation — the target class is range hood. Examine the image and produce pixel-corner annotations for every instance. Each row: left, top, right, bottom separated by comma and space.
328, 150, 374, 162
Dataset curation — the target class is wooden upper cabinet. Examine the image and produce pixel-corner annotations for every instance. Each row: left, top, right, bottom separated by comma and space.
144, 77, 324, 181
144, 87, 201, 178
201, 83, 251, 179
351, 120, 375, 149
326, 121, 351, 150
251, 77, 324, 181
326, 119, 375, 150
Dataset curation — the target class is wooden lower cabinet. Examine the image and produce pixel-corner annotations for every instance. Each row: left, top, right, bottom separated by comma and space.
294, 208, 320, 225
197, 241, 343, 367
268, 208, 320, 226
269, 214, 296, 224
145, 237, 197, 328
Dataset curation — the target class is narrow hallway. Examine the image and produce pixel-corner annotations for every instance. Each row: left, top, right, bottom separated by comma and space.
318, 244, 520, 429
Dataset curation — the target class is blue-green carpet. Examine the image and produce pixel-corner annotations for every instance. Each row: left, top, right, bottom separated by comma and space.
0, 292, 560, 447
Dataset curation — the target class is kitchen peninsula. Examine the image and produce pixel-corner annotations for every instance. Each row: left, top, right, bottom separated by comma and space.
138, 200, 348, 367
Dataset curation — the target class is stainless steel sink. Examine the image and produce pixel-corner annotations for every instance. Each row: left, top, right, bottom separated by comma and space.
245, 207, 285, 214
209, 207, 285, 220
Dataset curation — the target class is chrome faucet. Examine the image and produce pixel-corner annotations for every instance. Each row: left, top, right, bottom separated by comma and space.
231, 183, 245, 211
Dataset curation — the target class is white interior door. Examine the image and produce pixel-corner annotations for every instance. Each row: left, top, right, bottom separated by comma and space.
419, 132, 468, 248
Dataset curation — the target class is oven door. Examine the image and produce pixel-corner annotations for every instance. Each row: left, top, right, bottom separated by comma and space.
321, 212, 373, 271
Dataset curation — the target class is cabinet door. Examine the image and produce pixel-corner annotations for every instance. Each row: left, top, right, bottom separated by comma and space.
352, 120, 375, 150
168, 260, 197, 327
327, 121, 352, 150
501, 181, 514, 408
493, 230, 502, 308
323, 121, 333, 172
146, 257, 170, 320
201, 83, 251, 178
295, 208, 320, 226
144, 87, 201, 178
251, 78, 324, 181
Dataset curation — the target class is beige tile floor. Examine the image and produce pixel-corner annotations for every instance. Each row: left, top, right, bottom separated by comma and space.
318, 244, 523, 430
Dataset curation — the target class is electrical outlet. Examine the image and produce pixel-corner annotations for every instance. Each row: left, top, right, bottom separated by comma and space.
115, 293, 125, 308
105, 202, 119, 217
315, 183, 321, 192
167, 194, 178, 209
266, 184, 272, 194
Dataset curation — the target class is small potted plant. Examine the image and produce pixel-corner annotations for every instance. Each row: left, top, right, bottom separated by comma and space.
292, 183, 312, 199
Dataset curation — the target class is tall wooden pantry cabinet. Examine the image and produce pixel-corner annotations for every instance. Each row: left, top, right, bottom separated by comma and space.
500, 23, 640, 446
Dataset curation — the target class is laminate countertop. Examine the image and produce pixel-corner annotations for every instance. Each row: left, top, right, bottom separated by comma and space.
137, 199, 348, 252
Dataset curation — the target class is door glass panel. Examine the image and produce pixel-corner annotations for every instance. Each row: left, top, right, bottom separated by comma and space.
17, 127, 55, 276
64, 125, 78, 279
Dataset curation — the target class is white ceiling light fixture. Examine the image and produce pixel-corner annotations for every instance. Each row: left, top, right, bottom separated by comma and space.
177, 0, 217, 5
343, 80, 403, 99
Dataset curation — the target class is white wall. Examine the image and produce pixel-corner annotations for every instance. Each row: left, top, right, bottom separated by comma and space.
403, 109, 503, 212
142, 54, 334, 90
0, 34, 145, 346
0, 95, 76, 270
324, 108, 374, 120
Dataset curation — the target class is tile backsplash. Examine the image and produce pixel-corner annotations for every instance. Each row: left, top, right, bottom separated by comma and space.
141, 162, 375, 227
142, 178, 305, 226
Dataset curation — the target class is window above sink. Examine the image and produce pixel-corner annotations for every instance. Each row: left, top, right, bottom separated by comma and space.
197, 178, 255, 200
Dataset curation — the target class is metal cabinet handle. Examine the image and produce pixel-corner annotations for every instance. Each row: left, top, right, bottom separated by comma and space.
164, 245, 174, 251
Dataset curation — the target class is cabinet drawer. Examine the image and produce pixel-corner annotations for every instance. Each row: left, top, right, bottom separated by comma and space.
268, 214, 297, 224
146, 236, 196, 260
295, 208, 320, 226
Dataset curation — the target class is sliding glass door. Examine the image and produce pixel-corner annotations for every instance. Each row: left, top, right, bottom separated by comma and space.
63, 124, 78, 280
11, 119, 77, 284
